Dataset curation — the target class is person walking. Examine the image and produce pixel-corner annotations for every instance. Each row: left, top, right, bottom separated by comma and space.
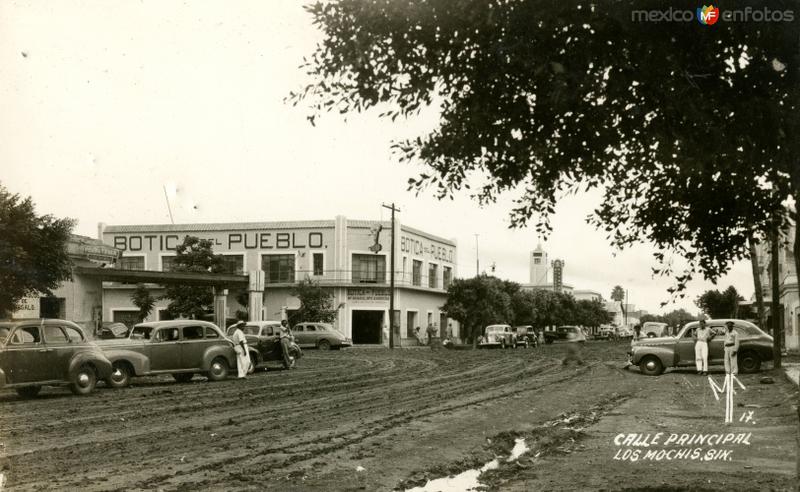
425, 323, 436, 346
723, 321, 739, 375
694, 319, 713, 375
230, 321, 250, 379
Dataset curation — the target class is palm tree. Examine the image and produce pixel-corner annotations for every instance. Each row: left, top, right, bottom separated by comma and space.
611, 285, 626, 327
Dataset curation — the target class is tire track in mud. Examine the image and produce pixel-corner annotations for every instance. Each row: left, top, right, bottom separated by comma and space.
0, 349, 590, 491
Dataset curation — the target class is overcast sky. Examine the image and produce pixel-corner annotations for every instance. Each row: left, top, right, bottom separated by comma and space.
0, 0, 755, 314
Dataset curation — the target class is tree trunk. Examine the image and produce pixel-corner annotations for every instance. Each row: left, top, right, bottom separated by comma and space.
749, 236, 766, 330
770, 223, 781, 369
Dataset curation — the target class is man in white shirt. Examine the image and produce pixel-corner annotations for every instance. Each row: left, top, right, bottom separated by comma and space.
230, 321, 250, 379
723, 321, 739, 375
693, 320, 713, 375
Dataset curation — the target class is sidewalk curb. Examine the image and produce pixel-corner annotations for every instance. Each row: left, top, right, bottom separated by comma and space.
783, 363, 800, 386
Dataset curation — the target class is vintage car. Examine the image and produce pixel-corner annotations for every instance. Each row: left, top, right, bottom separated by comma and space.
98, 320, 236, 387
543, 326, 587, 344
478, 324, 518, 349
0, 319, 113, 397
513, 325, 537, 347
241, 321, 301, 370
629, 319, 773, 376
292, 322, 352, 350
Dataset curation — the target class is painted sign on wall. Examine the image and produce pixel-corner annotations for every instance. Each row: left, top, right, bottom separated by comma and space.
108, 230, 328, 252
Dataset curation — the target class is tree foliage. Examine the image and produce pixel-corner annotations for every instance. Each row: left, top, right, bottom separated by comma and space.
0, 184, 75, 317
290, 278, 338, 323
695, 286, 744, 319
162, 236, 225, 319
130, 284, 156, 323
443, 275, 612, 343
293, 0, 800, 302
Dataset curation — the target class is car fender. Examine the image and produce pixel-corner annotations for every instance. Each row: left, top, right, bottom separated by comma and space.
631, 345, 674, 368
247, 347, 260, 364
202, 344, 236, 371
68, 352, 113, 380
102, 349, 150, 376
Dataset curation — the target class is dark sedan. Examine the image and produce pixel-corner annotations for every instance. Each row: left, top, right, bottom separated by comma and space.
629, 319, 773, 376
0, 319, 113, 397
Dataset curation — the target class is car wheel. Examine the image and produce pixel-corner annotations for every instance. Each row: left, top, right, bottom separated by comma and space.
172, 373, 194, 383
638, 356, 664, 376
69, 364, 97, 395
738, 351, 761, 373
318, 339, 331, 351
16, 386, 41, 398
249, 354, 258, 373
207, 357, 229, 382
107, 362, 132, 389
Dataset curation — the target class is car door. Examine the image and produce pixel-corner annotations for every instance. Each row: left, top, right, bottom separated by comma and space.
4, 324, 51, 383
707, 325, 726, 364
260, 325, 281, 359
149, 326, 182, 371
675, 326, 697, 366
180, 325, 209, 370
293, 325, 309, 347
42, 323, 82, 381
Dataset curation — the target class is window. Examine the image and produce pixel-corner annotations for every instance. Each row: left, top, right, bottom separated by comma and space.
183, 326, 205, 340
428, 263, 438, 289
412, 260, 422, 286
443, 266, 452, 289
205, 327, 220, 339
119, 256, 144, 270
306, 325, 316, 332
220, 255, 244, 275
294, 326, 305, 332
313, 253, 324, 276
352, 254, 386, 284
154, 328, 180, 342
44, 325, 68, 343
243, 325, 260, 336
534, 258, 541, 264
262, 255, 295, 283
161, 255, 177, 272
64, 326, 82, 342
131, 326, 153, 340
11, 326, 40, 344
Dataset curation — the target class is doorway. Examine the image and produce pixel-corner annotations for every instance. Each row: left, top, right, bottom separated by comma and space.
352, 310, 384, 344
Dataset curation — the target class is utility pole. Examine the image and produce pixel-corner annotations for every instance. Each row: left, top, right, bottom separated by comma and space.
382, 203, 400, 349
770, 222, 781, 369
624, 289, 629, 328
474, 234, 480, 276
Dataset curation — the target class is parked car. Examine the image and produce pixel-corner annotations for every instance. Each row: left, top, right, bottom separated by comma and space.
514, 325, 537, 347
97, 320, 236, 387
629, 319, 773, 376
479, 324, 517, 349
543, 326, 587, 344
96, 321, 129, 339
0, 319, 113, 397
596, 325, 616, 340
292, 322, 352, 350
241, 321, 301, 370
641, 322, 668, 338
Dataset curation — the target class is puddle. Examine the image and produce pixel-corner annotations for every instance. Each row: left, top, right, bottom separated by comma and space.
405, 438, 529, 492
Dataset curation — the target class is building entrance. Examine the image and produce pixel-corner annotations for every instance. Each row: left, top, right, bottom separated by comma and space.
40, 297, 65, 319
352, 310, 384, 344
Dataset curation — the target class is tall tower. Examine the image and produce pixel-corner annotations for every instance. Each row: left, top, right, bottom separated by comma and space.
529, 244, 548, 285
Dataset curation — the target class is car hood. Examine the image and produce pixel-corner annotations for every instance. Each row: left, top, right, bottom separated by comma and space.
633, 336, 676, 347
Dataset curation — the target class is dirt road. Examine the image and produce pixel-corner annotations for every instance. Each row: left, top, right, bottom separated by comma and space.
0, 343, 797, 491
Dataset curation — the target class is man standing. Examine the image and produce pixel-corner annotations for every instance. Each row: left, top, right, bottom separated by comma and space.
723, 321, 739, 375
230, 321, 250, 379
693, 319, 713, 375
279, 319, 295, 369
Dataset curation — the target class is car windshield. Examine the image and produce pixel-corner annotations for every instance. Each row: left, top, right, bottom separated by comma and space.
242, 325, 261, 335
130, 326, 153, 340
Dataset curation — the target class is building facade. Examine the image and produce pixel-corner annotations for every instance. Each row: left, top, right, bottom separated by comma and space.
755, 224, 799, 351
99, 216, 459, 345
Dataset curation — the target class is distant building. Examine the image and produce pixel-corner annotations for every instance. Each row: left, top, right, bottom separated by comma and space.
573, 290, 603, 302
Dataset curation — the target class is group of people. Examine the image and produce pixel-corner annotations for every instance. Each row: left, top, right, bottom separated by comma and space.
229, 319, 297, 379
692, 319, 740, 376
628, 320, 740, 375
